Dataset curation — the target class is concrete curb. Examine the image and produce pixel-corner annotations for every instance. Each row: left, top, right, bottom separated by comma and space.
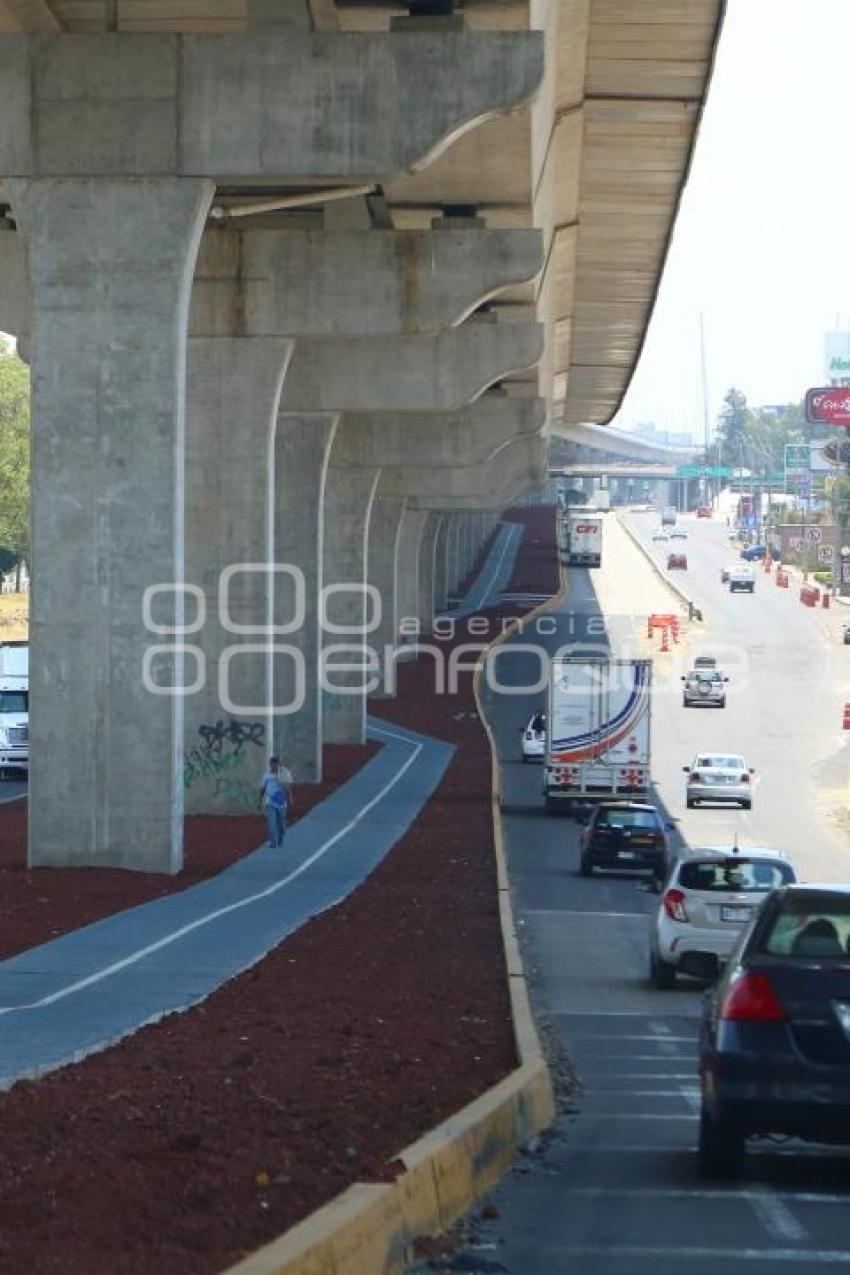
220, 514, 560, 1275
617, 512, 706, 624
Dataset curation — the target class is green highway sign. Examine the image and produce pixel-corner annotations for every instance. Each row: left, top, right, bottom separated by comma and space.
675, 464, 731, 478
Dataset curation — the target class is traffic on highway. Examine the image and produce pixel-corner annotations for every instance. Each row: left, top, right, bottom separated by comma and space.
460, 508, 850, 1273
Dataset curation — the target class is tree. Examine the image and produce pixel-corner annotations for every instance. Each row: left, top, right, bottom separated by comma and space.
0, 341, 30, 580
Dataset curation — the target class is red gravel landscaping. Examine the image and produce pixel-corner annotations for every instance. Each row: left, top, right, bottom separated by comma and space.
0, 505, 558, 1275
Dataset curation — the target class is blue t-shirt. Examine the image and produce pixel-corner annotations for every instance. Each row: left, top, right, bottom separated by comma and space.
261, 772, 287, 809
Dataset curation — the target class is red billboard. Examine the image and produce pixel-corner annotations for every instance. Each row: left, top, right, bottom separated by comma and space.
805, 387, 850, 427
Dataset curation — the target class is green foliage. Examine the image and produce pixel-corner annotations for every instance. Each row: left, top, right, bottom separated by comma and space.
0, 343, 29, 567
702, 387, 832, 479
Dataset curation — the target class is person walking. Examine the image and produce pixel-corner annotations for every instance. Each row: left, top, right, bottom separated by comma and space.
258, 754, 293, 848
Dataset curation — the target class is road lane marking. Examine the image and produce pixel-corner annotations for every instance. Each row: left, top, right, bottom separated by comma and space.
546, 1188, 850, 1204
749, 1188, 809, 1245
525, 909, 648, 918
528, 1245, 850, 1263
0, 722, 423, 1016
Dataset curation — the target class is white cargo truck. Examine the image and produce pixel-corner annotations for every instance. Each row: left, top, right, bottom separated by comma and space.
566, 511, 603, 568
0, 641, 28, 772
591, 490, 611, 512
543, 656, 652, 811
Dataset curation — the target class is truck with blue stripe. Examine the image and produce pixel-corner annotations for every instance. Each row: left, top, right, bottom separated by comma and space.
544, 656, 652, 811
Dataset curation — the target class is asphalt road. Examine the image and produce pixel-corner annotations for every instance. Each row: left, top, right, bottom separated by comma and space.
0, 772, 27, 804
428, 513, 850, 1275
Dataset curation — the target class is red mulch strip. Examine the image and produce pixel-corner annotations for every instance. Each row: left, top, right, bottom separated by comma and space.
0, 744, 377, 963
0, 506, 558, 1275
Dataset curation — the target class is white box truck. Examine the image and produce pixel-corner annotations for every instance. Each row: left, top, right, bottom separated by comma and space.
543, 656, 652, 811
566, 511, 603, 568
0, 641, 28, 772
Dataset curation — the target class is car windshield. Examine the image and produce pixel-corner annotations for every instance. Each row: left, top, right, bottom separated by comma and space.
696, 755, 744, 770
0, 691, 27, 714
761, 894, 850, 957
679, 858, 793, 893
597, 810, 657, 830
691, 672, 721, 683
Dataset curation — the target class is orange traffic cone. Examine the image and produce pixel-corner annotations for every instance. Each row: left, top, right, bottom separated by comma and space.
660, 626, 670, 653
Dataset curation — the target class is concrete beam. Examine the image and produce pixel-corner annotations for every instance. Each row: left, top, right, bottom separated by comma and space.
191, 227, 543, 338
335, 396, 545, 469
281, 321, 543, 414
0, 32, 543, 180
405, 436, 548, 506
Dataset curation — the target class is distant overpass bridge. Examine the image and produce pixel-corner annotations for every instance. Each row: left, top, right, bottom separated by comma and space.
551, 463, 677, 480
552, 422, 700, 466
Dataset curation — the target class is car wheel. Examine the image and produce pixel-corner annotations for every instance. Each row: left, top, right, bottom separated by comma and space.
718, 699, 726, 708
650, 951, 677, 989
579, 854, 594, 877
686, 797, 696, 809
697, 1106, 745, 1180
741, 800, 752, 810
521, 754, 528, 764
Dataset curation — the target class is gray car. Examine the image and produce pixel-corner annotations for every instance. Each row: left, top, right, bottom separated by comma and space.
682, 669, 728, 708
684, 752, 754, 809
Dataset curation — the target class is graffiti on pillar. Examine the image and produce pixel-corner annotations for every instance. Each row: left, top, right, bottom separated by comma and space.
198, 718, 265, 756
184, 718, 266, 804
210, 776, 258, 811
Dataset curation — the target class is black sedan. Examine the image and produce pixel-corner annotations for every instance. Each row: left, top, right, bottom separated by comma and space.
698, 884, 850, 1178
578, 801, 670, 879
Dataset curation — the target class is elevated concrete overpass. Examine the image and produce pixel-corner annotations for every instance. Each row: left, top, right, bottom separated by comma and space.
0, 0, 725, 871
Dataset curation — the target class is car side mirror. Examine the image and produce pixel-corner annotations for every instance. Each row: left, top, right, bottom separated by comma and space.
682, 765, 690, 772
749, 768, 755, 774
680, 675, 686, 681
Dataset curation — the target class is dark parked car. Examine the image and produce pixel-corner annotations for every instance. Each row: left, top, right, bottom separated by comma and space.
667, 552, 687, 570
579, 802, 669, 879
740, 544, 767, 561
698, 884, 850, 1179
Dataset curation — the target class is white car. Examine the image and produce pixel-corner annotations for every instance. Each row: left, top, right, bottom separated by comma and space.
649, 848, 796, 988
728, 565, 755, 593
670, 528, 688, 540
521, 711, 546, 762
651, 530, 669, 542
684, 752, 754, 809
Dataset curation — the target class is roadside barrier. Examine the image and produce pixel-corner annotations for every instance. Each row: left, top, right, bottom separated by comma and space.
775, 570, 789, 588
843, 702, 850, 731
823, 593, 831, 609
800, 584, 820, 607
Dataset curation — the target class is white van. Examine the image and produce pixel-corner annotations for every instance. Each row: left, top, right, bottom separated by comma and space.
0, 642, 28, 771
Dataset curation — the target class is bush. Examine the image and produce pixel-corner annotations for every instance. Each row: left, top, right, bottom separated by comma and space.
813, 571, 832, 586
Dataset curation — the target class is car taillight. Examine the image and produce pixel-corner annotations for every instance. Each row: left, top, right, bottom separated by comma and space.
689, 772, 700, 783
720, 971, 785, 1022
740, 773, 750, 783
663, 888, 689, 923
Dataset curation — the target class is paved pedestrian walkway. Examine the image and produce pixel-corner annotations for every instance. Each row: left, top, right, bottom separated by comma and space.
450, 520, 523, 617
0, 524, 522, 1089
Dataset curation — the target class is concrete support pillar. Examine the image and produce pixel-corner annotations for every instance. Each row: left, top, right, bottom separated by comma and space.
13, 176, 213, 872
417, 512, 443, 633
367, 494, 407, 690
183, 337, 291, 814
433, 514, 451, 615
322, 463, 381, 744
274, 412, 338, 783
396, 507, 430, 653
445, 513, 464, 603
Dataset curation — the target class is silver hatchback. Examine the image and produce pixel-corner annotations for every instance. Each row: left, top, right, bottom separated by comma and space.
684, 752, 754, 809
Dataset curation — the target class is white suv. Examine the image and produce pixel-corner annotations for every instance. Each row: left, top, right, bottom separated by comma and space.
650, 848, 796, 988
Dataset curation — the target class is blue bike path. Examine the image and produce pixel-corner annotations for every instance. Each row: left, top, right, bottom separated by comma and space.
0, 719, 451, 1088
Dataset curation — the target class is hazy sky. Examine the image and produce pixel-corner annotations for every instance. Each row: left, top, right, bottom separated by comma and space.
614, 0, 850, 440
